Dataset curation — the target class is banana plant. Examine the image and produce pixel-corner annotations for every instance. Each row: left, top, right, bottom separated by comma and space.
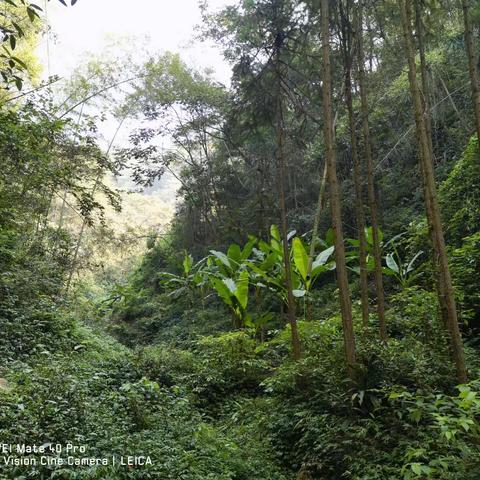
292, 236, 335, 297
247, 225, 334, 303
383, 242, 424, 289
209, 269, 251, 328
346, 226, 384, 274
209, 237, 256, 276
204, 238, 257, 328
157, 251, 207, 304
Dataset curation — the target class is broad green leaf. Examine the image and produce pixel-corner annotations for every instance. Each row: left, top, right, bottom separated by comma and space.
348, 265, 360, 275
291, 269, 302, 290
386, 253, 400, 273
211, 278, 233, 306
382, 267, 396, 276
244, 313, 254, 328
270, 224, 281, 242
261, 252, 278, 271
326, 228, 334, 246
258, 240, 271, 254
248, 264, 284, 291
311, 263, 326, 277
223, 277, 236, 294
227, 243, 242, 264
292, 237, 309, 281
292, 289, 306, 297
406, 250, 423, 274
365, 226, 384, 246
315, 245, 335, 266
158, 272, 179, 280
235, 270, 249, 309
241, 238, 256, 261
254, 312, 273, 327
270, 225, 282, 254
347, 238, 359, 247
210, 250, 231, 269
389, 392, 404, 399
183, 253, 193, 275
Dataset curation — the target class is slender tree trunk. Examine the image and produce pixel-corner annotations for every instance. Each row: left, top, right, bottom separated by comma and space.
321, 0, 356, 377
340, 3, 369, 326
57, 190, 68, 231
65, 172, 100, 294
65, 114, 128, 295
438, 75, 469, 132
306, 160, 328, 322
304, 160, 328, 321
356, 1, 387, 340
461, 0, 480, 145
399, 0, 467, 383
414, 1, 450, 332
275, 52, 302, 361
307, 160, 328, 277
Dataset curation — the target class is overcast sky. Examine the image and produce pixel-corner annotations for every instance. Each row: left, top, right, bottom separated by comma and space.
39, 0, 233, 84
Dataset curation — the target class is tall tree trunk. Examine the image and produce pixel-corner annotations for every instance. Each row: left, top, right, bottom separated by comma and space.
275, 53, 302, 361
356, 1, 387, 340
414, 1, 450, 332
461, 0, 480, 145
340, 1, 370, 326
321, 0, 356, 377
307, 160, 328, 278
306, 160, 328, 322
65, 114, 128, 295
399, 0, 467, 383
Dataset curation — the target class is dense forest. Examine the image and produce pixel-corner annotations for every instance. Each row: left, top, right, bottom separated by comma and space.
1, 0, 480, 478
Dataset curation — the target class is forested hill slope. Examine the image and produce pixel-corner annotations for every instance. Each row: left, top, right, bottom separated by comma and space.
1, 0, 480, 479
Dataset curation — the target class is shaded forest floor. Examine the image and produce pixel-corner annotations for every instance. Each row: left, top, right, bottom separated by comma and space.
1, 291, 480, 480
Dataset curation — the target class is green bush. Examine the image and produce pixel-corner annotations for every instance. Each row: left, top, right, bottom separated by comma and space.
450, 232, 480, 328
440, 136, 480, 245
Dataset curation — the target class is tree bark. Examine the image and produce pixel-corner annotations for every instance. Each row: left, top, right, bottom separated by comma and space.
307, 161, 328, 275
275, 52, 302, 361
356, 1, 387, 340
399, 0, 467, 384
461, 0, 480, 146
414, 1, 451, 333
321, 0, 356, 377
340, 1, 370, 326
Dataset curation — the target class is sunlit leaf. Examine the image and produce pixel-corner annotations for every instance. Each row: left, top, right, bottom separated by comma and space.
292, 237, 308, 281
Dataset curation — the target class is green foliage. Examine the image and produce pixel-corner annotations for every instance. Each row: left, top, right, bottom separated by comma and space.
440, 136, 480, 245
383, 233, 424, 289
450, 232, 480, 326
388, 382, 480, 479
0, 325, 288, 480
